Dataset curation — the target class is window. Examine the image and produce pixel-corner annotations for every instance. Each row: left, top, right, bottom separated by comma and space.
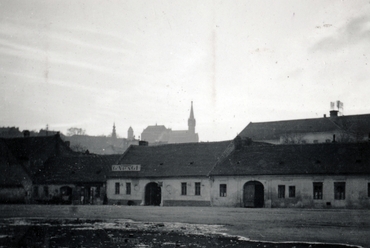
195, 182, 201, 196
313, 182, 323, 199
334, 182, 345, 200
289, 186, 295, 198
278, 185, 285, 198
43, 186, 49, 197
115, 182, 120, 194
220, 184, 227, 197
126, 183, 131, 195
181, 182, 187, 195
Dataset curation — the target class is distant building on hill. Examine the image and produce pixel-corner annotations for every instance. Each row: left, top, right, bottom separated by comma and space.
0, 127, 22, 138
62, 125, 139, 155
141, 102, 199, 145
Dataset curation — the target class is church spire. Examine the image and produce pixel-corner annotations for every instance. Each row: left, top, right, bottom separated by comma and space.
112, 122, 117, 140
188, 101, 196, 133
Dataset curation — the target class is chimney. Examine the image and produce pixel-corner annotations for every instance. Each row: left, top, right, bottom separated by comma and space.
332, 134, 336, 143
139, 141, 148, 146
23, 130, 30, 138
330, 110, 338, 117
323, 114, 326, 118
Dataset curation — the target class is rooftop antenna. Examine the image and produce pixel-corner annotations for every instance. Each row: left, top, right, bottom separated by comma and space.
331, 101, 343, 116
336, 100, 344, 116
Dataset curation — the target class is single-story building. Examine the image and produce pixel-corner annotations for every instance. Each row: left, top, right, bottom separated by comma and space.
107, 141, 231, 206
33, 154, 121, 204
209, 138, 370, 209
0, 140, 32, 203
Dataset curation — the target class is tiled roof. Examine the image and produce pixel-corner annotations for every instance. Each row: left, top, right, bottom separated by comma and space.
1, 134, 76, 176
331, 114, 370, 135
239, 118, 339, 140
0, 140, 30, 186
209, 142, 370, 176
109, 141, 231, 178
1, 134, 74, 162
35, 154, 121, 184
239, 113, 370, 141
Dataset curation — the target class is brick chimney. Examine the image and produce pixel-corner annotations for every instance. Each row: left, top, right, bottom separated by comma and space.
330, 110, 338, 117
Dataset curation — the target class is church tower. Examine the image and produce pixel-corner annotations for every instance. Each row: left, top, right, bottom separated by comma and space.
188, 101, 196, 134
112, 123, 117, 140
127, 126, 134, 140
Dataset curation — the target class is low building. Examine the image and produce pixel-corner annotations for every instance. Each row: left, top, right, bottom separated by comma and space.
0, 133, 75, 203
33, 154, 121, 204
209, 139, 370, 209
106, 141, 230, 206
0, 140, 32, 203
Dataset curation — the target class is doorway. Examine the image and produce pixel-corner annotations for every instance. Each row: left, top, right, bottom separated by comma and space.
243, 181, 264, 208
145, 182, 161, 206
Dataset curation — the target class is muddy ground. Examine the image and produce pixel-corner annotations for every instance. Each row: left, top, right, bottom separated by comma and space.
0, 205, 369, 247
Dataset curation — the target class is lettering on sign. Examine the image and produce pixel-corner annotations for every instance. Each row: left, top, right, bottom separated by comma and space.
112, 164, 141, 172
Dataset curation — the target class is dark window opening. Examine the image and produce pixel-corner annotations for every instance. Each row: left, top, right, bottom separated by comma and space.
115, 182, 120, 195
195, 182, 201, 196
313, 182, 323, 199
95, 186, 100, 198
289, 186, 296, 198
220, 184, 227, 197
181, 182, 187, 195
126, 183, 131, 195
334, 182, 345, 200
278, 185, 285, 198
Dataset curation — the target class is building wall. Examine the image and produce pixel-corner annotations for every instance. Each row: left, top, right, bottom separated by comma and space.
210, 175, 370, 209
33, 184, 106, 205
107, 177, 211, 206
0, 186, 26, 203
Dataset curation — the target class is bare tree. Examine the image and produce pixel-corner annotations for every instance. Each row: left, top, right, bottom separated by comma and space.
70, 143, 87, 153
281, 133, 305, 144
66, 127, 86, 136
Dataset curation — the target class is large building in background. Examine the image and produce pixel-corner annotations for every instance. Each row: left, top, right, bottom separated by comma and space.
141, 102, 199, 145
239, 109, 370, 145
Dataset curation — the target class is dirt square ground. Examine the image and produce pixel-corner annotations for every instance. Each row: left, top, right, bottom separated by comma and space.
0, 205, 368, 247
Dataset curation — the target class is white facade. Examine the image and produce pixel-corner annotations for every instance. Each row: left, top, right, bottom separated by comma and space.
210, 175, 370, 209
107, 177, 211, 206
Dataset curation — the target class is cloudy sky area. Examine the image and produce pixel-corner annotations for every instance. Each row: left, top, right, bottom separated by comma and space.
1, 0, 370, 141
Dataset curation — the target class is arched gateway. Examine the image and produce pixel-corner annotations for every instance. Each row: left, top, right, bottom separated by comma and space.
145, 182, 161, 206
243, 181, 264, 208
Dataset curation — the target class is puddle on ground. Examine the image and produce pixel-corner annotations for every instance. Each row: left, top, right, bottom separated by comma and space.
0, 218, 362, 248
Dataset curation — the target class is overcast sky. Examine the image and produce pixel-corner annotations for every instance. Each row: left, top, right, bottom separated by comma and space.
1, 1, 370, 141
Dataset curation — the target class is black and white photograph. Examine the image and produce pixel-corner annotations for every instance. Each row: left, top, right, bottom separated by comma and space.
1, 0, 370, 247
